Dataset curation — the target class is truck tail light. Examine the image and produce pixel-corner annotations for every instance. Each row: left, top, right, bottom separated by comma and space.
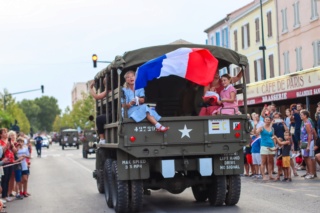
129, 136, 136, 142
235, 132, 241, 138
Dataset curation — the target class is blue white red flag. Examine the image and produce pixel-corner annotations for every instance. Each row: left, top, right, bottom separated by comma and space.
134, 48, 219, 90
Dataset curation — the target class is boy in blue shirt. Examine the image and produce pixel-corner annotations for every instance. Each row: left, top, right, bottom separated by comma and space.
251, 135, 262, 178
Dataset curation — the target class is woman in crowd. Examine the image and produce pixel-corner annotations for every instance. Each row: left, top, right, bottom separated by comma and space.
122, 71, 169, 132
300, 110, 315, 179
7, 131, 18, 199
253, 117, 276, 181
0, 128, 15, 202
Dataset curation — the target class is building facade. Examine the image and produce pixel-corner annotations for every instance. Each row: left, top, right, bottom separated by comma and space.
71, 82, 89, 106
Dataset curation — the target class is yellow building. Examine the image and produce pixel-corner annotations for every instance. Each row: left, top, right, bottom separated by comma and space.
228, 0, 279, 84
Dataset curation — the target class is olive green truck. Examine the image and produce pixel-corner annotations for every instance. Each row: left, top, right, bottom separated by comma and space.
92, 44, 251, 213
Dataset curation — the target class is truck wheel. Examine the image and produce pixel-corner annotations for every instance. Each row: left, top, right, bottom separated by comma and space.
111, 160, 129, 213
225, 175, 241, 206
191, 185, 208, 202
104, 159, 114, 208
208, 175, 226, 206
96, 149, 105, 194
130, 180, 143, 212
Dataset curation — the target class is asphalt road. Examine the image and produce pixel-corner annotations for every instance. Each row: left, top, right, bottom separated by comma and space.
6, 143, 320, 213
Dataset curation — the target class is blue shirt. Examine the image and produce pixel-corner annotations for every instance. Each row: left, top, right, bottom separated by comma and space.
34, 136, 43, 145
251, 137, 261, 153
260, 128, 274, 148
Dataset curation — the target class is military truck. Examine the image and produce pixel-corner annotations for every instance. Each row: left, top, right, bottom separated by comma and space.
60, 129, 79, 150
92, 44, 251, 213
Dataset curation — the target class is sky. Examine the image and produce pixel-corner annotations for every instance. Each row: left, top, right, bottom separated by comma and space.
0, 0, 253, 112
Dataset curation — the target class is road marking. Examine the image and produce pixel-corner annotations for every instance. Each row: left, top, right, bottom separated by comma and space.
67, 157, 92, 173
305, 194, 319, 198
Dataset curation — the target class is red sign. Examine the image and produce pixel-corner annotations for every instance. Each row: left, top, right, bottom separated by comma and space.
238, 85, 320, 106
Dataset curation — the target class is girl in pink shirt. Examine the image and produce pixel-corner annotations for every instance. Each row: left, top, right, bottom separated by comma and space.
216, 74, 239, 115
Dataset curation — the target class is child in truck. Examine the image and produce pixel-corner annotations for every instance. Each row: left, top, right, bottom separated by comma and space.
216, 74, 239, 115
122, 71, 169, 132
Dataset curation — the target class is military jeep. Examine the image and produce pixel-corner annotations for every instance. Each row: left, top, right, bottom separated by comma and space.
92, 44, 251, 213
61, 129, 79, 150
81, 129, 97, 158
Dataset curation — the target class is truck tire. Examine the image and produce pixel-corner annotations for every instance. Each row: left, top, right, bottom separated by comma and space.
111, 160, 129, 213
225, 175, 241, 206
130, 180, 143, 212
96, 149, 105, 194
191, 185, 208, 202
104, 159, 114, 208
208, 175, 226, 206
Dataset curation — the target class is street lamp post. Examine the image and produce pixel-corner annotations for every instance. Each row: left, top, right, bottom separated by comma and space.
259, 0, 267, 80
3, 85, 44, 110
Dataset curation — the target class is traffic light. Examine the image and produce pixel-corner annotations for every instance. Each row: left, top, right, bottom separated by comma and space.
41, 85, 44, 93
92, 54, 98, 68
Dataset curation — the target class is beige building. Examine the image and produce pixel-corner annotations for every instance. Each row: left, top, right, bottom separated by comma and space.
71, 82, 89, 106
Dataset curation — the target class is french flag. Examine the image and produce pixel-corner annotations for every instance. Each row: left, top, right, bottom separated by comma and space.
134, 48, 219, 90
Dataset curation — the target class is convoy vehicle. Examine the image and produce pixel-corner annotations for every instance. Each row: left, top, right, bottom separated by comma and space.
92, 44, 251, 213
60, 129, 79, 150
81, 129, 97, 158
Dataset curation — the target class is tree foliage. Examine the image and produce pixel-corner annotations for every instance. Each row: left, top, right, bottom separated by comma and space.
33, 96, 61, 132
18, 100, 41, 131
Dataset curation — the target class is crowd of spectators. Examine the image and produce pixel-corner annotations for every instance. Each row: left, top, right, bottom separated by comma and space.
0, 128, 32, 213
244, 103, 320, 182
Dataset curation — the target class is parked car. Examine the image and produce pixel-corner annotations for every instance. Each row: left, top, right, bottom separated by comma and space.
41, 136, 50, 149
47, 135, 52, 145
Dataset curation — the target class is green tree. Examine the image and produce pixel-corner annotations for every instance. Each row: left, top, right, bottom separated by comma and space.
18, 99, 41, 131
34, 96, 61, 132
0, 110, 13, 128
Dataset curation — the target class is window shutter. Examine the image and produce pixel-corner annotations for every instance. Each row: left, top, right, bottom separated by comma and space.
247, 23, 250, 47
254, 60, 258, 82
245, 65, 250, 84
269, 54, 274, 78
241, 26, 244, 49
234, 30, 238, 51
260, 58, 265, 80
267, 12, 272, 37
255, 18, 260, 42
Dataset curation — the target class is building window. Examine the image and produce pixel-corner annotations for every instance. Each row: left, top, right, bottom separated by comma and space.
254, 59, 264, 81
221, 28, 229, 48
211, 35, 214, 45
255, 18, 260, 42
313, 40, 320, 66
267, 11, 273, 37
311, 0, 319, 20
241, 23, 250, 49
216, 32, 220, 46
219, 68, 228, 76
234, 30, 238, 51
295, 47, 303, 71
281, 8, 288, 33
269, 54, 274, 78
293, 1, 301, 28
283, 51, 290, 74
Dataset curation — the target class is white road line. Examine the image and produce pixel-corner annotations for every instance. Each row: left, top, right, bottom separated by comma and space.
67, 157, 92, 173
305, 194, 319, 198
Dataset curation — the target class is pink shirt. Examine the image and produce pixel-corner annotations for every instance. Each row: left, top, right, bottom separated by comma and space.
219, 84, 238, 115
